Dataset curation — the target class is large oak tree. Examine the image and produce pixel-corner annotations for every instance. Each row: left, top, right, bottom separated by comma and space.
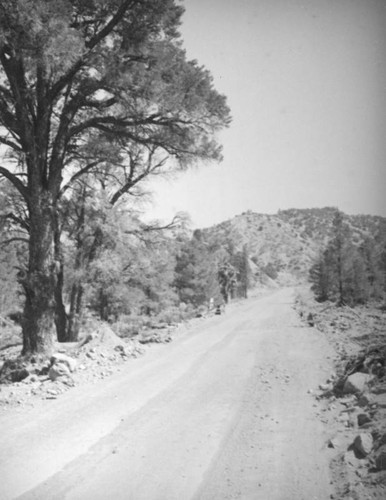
0, 0, 231, 355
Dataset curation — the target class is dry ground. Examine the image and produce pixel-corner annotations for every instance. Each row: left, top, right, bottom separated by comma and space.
295, 288, 386, 500
0, 287, 384, 499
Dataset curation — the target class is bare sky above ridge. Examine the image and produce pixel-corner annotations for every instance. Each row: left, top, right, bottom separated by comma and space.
146, 0, 386, 228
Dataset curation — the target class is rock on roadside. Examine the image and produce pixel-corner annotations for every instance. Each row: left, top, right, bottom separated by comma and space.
48, 362, 72, 381
343, 372, 373, 395
353, 432, 373, 457
48, 353, 77, 382
50, 353, 77, 373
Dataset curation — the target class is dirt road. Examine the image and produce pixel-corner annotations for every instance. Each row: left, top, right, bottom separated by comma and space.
0, 288, 335, 500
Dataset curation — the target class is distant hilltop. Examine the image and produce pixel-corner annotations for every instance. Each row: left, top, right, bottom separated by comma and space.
200, 207, 386, 285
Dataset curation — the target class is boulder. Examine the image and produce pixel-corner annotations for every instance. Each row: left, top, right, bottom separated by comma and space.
353, 432, 373, 457
114, 344, 125, 355
327, 434, 345, 449
357, 413, 371, 427
10, 368, 30, 382
51, 353, 77, 373
0, 360, 30, 383
48, 362, 71, 381
357, 393, 376, 407
343, 372, 372, 395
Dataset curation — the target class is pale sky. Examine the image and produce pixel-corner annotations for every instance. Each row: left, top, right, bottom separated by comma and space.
146, 0, 386, 228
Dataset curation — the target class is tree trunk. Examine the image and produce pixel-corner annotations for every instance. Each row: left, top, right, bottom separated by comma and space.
98, 288, 109, 321
66, 282, 84, 342
54, 222, 68, 342
22, 194, 56, 356
222, 288, 229, 304
65, 192, 87, 342
54, 261, 67, 342
337, 247, 344, 306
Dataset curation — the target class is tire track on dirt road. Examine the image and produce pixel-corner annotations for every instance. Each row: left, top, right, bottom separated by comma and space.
7, 288, 335, 500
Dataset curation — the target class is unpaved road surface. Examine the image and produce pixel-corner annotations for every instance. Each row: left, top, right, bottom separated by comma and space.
0, 288, 335, 500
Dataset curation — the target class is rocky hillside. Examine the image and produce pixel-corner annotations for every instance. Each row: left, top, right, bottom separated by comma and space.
278, 207, 386, 248
201, 207, 386, 284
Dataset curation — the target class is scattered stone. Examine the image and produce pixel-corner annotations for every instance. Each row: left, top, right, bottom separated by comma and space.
0, 360, 28, 383
357, 393, 373, 408
340, 396, 357, 407
343, 373, 373, 395
50, 353, 77, 372
296, 291, 386, 500
48, 362, 71, 381
61, 377, 75, 387
357, 413, 371, 427
371, 384, 386, 396
328, 435, 344, 449
10, 368, 30, 382
353, 433, 373, 457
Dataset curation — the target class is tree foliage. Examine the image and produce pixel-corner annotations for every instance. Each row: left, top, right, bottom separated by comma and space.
0, 0, 231, 354
173, 230, 220, 307
309, 211, 384, 306
231, 244, 251, 299
217, 261, 237, 304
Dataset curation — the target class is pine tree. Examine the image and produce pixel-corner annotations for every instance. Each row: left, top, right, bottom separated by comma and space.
309, 210, 376, 306
217, 262, 237, 304
0, 0, 231, 355
232, 244, 251, 298
174, 231, 219, 308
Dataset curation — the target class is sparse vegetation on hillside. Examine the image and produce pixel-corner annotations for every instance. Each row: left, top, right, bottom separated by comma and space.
202, 208, 386, 302
1, 206, 385, 360
309, 211, 386, 306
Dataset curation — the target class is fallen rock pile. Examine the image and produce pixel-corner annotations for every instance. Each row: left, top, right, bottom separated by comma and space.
296, 289, 386, 499
138, 328, 173, 344
0, 313, 197, 409
0, 324, 147, 407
